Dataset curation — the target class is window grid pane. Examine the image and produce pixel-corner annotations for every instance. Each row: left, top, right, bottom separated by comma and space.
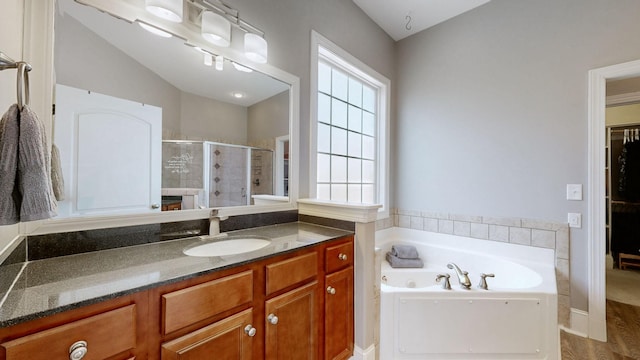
317, 60, 378, 204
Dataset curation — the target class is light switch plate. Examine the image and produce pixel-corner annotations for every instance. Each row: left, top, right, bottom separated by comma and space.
567, 184, 583, 201
568, 213, 582, 228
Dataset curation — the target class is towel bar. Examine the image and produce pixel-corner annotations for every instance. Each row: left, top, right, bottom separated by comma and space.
0, 51, 32, 110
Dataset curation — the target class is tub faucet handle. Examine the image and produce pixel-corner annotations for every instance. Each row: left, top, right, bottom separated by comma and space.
478, 273, 495, 290
435, 274, 451, 290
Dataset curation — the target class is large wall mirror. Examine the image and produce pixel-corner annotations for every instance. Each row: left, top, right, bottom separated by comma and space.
30, 0, 299, 232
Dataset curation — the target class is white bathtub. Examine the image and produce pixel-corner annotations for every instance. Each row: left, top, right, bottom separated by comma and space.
377, 227, 558, 360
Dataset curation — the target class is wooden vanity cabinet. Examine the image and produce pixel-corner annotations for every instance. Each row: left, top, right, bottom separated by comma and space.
324, 240, 355, 360
155, 236, 353, 360
149, 265, 259, 360
324, 267, 354, 360
264, 252, 321, 359
0, 235, 354, 360
0, 292, 147, 360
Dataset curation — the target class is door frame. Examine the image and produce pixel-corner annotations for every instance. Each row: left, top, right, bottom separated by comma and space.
275, 135, 289, 196
588, 58, 640, 341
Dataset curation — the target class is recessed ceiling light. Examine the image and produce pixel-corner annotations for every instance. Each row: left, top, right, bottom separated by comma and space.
231, 92, 245, 99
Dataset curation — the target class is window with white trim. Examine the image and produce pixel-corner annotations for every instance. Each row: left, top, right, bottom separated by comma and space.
310, 31, 389, 218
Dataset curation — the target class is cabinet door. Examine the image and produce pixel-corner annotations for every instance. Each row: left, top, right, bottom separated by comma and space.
265, 281, 319, 360
325, 267, 354, 360
161, 309, 254, 360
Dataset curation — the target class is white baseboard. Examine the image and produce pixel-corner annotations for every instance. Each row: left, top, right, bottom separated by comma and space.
565, 307, 589, 337
350, 344, 376, 360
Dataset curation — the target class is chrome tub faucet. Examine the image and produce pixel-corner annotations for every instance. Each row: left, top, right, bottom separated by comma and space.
447, 263, 471, 289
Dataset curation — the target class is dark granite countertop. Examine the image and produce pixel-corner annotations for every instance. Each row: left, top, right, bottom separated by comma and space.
0, 222, 352, 328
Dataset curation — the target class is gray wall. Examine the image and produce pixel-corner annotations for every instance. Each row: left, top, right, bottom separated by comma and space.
179, 92, 248, 144
248, 91, 289, 142
395, 0, 640, 310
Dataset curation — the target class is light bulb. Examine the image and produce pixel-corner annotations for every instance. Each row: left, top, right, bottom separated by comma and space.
244, 33, 268, 63
201, 11, 231, 47
204, 53, 213, 66
145, 0, 183, 23
215, 55, 224, 71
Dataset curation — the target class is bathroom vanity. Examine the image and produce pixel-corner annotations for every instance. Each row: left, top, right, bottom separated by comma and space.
0, 223, 354, 360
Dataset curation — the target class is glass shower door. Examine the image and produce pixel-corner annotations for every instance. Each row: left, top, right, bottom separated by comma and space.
208, 143, 250, 207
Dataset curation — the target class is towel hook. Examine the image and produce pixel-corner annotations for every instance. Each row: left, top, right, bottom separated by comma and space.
17, 61, 31, 111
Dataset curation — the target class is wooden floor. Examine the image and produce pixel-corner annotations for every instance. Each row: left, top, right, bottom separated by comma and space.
561, 300, 640, 359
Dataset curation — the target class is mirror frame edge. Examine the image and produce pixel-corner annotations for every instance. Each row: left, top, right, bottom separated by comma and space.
20, 0, 300, 236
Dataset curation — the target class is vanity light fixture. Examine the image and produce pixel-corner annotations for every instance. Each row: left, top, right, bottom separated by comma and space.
215, 55, 224, 71
244, 33, 268, 64
201, 11, 231, 47
145, 0, 183, 23
138, 22, 173, 38
189, 0, 268, 63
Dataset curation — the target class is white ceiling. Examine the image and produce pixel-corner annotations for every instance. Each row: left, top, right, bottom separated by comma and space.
352, 0, 491, 41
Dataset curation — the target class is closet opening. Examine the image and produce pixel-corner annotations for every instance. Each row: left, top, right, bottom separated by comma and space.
604, 77, 640, 308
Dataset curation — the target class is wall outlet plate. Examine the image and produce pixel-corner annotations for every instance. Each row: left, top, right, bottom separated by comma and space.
568, 213, 582, 228
567, 184, 583, 201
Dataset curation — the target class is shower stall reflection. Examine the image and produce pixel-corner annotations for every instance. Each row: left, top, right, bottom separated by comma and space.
161, 141, 274, 210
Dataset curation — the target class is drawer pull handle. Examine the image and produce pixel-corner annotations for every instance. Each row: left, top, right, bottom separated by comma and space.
338, 253, 348, 261
69, 341, 88, 360
327, 286, 336, 295
244, 325, 257, 337
267, 313, 279, 325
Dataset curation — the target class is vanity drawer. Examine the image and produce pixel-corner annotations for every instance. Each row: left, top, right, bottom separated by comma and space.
1, 304, 136, 360
162, 270, 253, 334
266, 252, 318, 296
326, 240, 354, 273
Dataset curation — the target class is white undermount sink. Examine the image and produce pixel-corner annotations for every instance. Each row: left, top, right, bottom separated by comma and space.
183, 236, 271, 257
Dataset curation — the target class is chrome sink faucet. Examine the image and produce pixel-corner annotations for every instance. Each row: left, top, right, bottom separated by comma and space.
447, 263, 471, 289
209, 209, 228, 236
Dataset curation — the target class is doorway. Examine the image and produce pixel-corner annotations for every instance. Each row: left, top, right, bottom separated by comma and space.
588, 59, 640, 342
604, 79, 640, 307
